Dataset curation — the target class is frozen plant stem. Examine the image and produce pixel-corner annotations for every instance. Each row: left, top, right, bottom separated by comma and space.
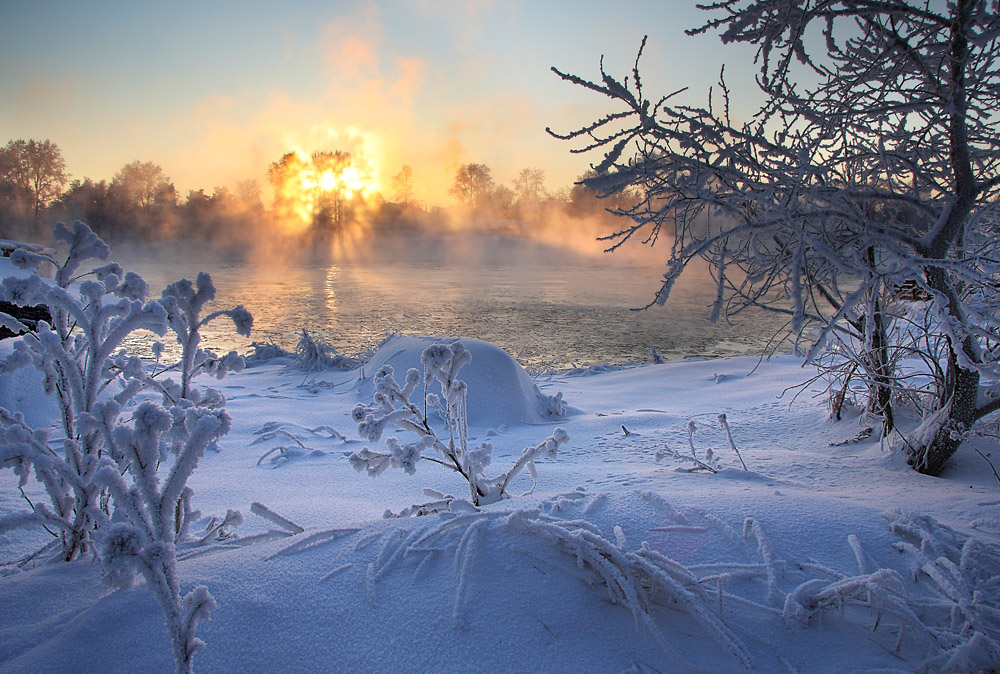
718, 414, 748, 471
973, 448, 1000, 484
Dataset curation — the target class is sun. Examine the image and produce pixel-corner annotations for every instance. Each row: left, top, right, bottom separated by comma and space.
269, 149, 382, 235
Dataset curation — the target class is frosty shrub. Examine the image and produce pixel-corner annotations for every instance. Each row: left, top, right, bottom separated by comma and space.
294, 328, 361, 372
244, 339, 294, 365
349, 341, 569, 508
0, 221, 253, 674
96, 400, 231, 674
0, 221, 170, 561
346, 503, 751, 671
158, 271, 252, 400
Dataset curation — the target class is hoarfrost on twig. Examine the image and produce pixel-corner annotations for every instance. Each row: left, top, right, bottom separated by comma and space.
268, 528, 360, 560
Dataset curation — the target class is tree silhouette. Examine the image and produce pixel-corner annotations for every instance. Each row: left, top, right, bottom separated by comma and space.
0, 139, 68, 234
391, 164, 415, 205
450, 163, 495, 210
513, 168, 546, 207
112, 161, 172, 210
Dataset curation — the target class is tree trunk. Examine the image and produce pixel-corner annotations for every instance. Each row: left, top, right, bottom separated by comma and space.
907, 337, 980, 476
860, 250, 895, 437
864, 311, 895, 438
906, 0, 980, 476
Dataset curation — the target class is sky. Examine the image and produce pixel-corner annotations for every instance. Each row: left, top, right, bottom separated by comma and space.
0, 1, 761, 207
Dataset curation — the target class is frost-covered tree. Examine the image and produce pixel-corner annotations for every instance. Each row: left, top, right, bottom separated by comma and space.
549, 1, 1000, 475
349, 342, 569, 508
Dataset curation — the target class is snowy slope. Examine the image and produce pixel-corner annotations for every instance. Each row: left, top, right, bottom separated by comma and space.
1, 338, 999, 673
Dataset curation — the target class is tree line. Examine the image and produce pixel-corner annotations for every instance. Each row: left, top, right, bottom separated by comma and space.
0, 138, 635, 248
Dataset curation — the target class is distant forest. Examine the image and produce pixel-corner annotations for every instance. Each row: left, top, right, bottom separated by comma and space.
0, 138, 638, 252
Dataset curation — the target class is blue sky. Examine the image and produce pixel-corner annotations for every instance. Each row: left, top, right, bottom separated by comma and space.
0, 1, 760, 205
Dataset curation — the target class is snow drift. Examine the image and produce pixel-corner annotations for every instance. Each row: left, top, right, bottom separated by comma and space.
354, 335, 569, 427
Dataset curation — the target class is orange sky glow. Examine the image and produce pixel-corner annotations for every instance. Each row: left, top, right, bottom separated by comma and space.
0, 1, 759, 209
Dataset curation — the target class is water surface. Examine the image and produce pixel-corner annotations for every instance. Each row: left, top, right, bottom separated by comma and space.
114, 233, 787, 371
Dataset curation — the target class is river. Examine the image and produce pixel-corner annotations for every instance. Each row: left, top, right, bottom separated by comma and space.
112, 233, 788, 372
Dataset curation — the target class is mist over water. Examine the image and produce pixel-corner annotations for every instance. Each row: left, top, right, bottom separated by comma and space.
113, 233, 787, 371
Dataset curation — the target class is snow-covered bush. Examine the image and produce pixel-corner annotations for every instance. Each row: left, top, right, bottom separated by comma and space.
243, 339, 294, 365
0, 221, 253, 673
372, 503, 752, 671
0, 221, 169, 561
96, 400, 230, 674
294, 328, 360, 371
349, 341, 568, 508
539, 389, 567, 419
783, 509, 1000, 671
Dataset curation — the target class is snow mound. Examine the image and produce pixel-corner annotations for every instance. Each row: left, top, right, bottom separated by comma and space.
355, 335, 568, 427
714, 467, 772, 483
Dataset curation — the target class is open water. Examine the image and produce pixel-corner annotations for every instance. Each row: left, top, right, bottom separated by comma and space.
114, 233, 788, 372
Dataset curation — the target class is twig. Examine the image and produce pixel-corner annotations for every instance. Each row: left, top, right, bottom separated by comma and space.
18, 486, 58, 537
973, 448, 1000, 484
718, 414, 748, 471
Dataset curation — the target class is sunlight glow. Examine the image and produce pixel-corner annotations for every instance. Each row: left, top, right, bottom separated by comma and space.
271, 146, 382, 237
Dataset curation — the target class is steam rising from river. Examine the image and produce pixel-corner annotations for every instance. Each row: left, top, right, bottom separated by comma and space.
112, 226, 785, 372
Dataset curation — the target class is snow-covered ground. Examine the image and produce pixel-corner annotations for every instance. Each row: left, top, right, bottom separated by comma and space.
2, 333, 999, 673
